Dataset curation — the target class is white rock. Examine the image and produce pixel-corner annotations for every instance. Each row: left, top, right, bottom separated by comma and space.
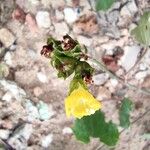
0, 130, 10, 139
2, 92, 12, 102
120, 45, 141, 71
25, 100, 39, 121
0, 28, 15, 47
62, 127, 73, 135
4, 52, 12, 66
55, 10, 64, 21
77, 36, 92, 47
120, 0, 138, 17
36, 11, 51, 28
110, 79, 118, 87
37, 72, 48, 83
37, 101, 55, 120
28, 0, 40, 5
135, 71, 148, 80
139, 63, 147, 71
93, 73, 109, 85
0, 80, 26, 101
120, 5, 131, 17
8, 124, 33, 148
127, 0, 138, 14
41, 134, 53, 148
54, 22, 69, 36
64, 8, 77, 23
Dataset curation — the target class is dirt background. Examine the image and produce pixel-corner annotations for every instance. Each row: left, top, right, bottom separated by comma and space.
0, 0, 150, 150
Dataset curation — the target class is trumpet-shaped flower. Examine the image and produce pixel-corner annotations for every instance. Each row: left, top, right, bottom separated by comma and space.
65, 86, 101, 119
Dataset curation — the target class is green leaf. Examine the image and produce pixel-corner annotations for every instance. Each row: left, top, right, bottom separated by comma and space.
96, 0, 115, 11
72, 110, 119, 146
131, 11, 150, 46
72, 119, 90, 143
119, 98, 133, 128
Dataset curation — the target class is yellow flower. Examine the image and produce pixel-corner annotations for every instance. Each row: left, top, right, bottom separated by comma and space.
65, 86, 101, 119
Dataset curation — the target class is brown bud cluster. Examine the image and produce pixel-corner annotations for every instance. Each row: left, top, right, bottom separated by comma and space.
62, 34, 77, 51
41, 44, 53, 58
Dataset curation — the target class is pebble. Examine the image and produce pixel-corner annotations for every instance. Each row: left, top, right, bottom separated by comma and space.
33, 87, 43, 97
0, 129, 10, 139
110, 79, 118, 87
93, 73, 109, 86
62, 127, 73, 135
64, 8, 78, 23
55, 9, 64, 21
2, 92, 12, 102
77, 35, 93, 47
26, 13, 38, 33
28, 0, 40, 5
25, 100, 39, 121
8, 124, 33, 149
120, 0, 138, 17
12, 6, 26, 22
4, 52, 13, 66
0, 80, 26, 100
54, 22, 69, 36
0, 28, 16, 48
41, 134, 53, 148
97, 86, 111, 100
120, 45, 141, 72
37, 101, 55, 121
0, 63, 9, 78
37, 72, 48, 83
135, 71, 148, 80
36, 11, 51, 28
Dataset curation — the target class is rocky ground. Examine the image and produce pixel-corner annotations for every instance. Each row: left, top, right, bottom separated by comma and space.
0, 0, 150, 150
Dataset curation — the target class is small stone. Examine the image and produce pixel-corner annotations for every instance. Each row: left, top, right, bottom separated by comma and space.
120, 5, 131, 17
36, 11, 51, 28
12, 6, 26, 22
0, 63, 9, 78
54, 22, 69, 36
120, 45, 141, 71
0, 80, 26, 100
37, 72, 48, 83
62, 127, 73, 135
110, 79, 118, 87
41, 134, 53, 148
28, 0, 40, 5
55, 10, 64, 21
64, 8, 78, 23
8, 124, 33, 149
33, 87, 43, 97
139, 63, 147, 71
37, 101, 55, 120
97, 86, 111, 100
107, 11, 120, 25
135, 71, 148, 80
0, 28, 15, 47
2, 92, 12, 102
93, 73, 109, 86
127, 0, 138, 14
120, 0, 138, 17
26, 13, 38, 33
77, 35, 92, 47
74, 13, 99, 35
0, 130, 10, 139
4, 52, 13, 66
25, 100, 39, 121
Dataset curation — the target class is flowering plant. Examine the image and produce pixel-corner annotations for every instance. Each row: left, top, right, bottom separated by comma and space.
41, 35, 123, 146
